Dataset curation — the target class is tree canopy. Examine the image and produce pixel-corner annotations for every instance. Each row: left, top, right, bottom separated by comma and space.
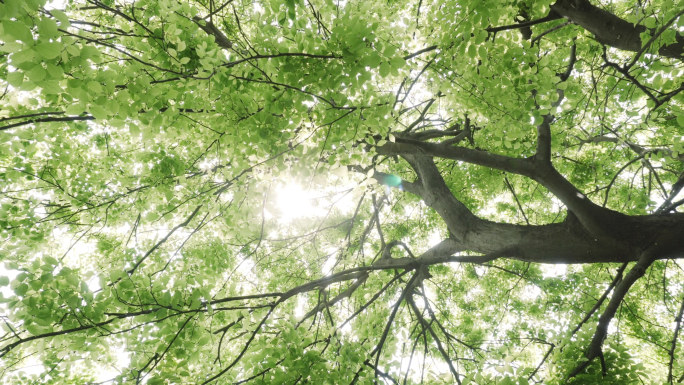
1, 0, 683, 383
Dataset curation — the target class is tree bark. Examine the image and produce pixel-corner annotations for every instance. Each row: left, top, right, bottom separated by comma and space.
377, 144, 684, 265
550, 0, 684, 60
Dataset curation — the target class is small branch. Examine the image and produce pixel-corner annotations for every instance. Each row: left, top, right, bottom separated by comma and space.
570, 263, 628, 336
504, 175, 530, 225
397, 58, 435, 106
668, 296, 684, 384
127, 205, 202, 276
372, 194, 386, 248
407, 295, 462, 384
296, 273, 369, 328
657, 172, 684, 214
627, 9, 684, 69
602, 49, 658, 103
530, 21, 572, 45
227, 75, 353, 110
0, 115, 95, 131
568, 249, 659, 379
205, 0, 236, 20
486, 13, 562, 35
559, 43, 577, 82
222, 52, 341, 69
201, 306, 276, 384
403, 45, 438, 60
535, 45, 573, 162
603, 156, 643, 207
528, 343, 555, 381
402, 98, 435, 133
372, 271, 421, 378
0, 111, 66, 123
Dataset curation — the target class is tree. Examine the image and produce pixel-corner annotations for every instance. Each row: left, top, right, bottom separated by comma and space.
0, 0, 683, 383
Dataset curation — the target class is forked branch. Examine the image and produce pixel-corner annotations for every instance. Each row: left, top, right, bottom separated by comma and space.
568, 250, 659, 378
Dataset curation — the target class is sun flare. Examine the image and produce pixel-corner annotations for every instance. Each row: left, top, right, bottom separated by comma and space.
274, 182, 324, 222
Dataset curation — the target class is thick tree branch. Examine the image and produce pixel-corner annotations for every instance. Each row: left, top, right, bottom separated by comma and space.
378, 138, 623, 239
378, 139, 535, 176
627, 9, 684, 68
535, 114, 554, 162
657, 172, 684, 214
550, 0, 684, 61
378, 140, 684, 261
193, 17, 233, 49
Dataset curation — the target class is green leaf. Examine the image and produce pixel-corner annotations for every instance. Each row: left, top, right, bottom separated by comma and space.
37, 17, 59, 38
467, 44, 477, 58
2, 20, 33, 44
6, 71, 24, 87
46, 62, 64, 79
65, 104, 84, 115
36, 42, 62, 59
379, 62, 390, 77
89, 105, 108, 120
80, 45, 101, 60
383, 44, 397, 58
26, 323, 43, 336
389, 56, 404, 70
27, 66, 47, 82
13, 283, 29, 296
363, 52, 382, 67
50, 10, 71, 27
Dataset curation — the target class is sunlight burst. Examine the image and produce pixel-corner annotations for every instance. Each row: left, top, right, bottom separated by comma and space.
275, 182, 324, 222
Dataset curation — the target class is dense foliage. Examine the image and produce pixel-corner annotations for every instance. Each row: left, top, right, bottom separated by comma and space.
1, 0, 683, 383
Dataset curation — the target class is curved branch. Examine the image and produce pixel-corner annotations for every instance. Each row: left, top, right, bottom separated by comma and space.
569, 246, 661, 378
378, 138, 625, 239
378, 139, 535, 176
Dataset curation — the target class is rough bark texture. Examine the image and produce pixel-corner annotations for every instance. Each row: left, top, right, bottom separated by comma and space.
550, 0, 684, 60
377, 140, 684, 266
